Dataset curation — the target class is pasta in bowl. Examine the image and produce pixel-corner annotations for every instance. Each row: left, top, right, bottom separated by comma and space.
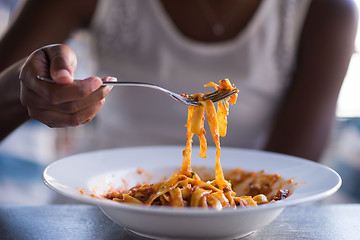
102, 164, 295, 209
43, 79, 341, 239
43, 146, 341, 239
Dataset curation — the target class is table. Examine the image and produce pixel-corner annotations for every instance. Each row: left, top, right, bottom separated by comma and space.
0, 204, 359, 240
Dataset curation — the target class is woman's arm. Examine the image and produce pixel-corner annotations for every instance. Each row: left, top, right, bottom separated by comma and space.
0, 0, 97, 71
264, 0, 358, 161
0, 0, 97, 141
0, 59, 29, 140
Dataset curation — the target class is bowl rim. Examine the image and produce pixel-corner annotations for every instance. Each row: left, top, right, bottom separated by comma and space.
43, 145, 342, 215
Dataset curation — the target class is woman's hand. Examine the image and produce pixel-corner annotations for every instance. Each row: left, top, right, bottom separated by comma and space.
19, 44, 114, 127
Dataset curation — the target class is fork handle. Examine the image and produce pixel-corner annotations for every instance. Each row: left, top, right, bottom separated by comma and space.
101, 81, 158, 87
37, 75, 169, 93
37, 76, 157, 88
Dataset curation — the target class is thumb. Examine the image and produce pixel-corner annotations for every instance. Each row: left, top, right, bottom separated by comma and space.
44, 44, 77, 84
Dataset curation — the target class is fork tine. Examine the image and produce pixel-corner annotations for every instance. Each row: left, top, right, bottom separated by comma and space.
216, 90, 238, 101
171, 94, 198, 106
204, 89, 238, 102
204, 89, 238, 99
203, 91, 218, 99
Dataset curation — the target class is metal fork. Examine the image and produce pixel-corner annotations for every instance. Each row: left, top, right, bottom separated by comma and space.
37, 75, 237, 106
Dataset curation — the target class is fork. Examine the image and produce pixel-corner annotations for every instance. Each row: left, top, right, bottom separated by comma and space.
37, 75, 237, 106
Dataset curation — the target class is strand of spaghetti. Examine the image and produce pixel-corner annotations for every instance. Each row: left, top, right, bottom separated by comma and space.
145, 187, 172, 205
146, 176, 195, 205
154, 174, 178, 189
206, 194, 223, 209
121, 194, 144, 204
224, 191, 236, 207
169, 187, 184, 207
195, 182, 222, 192
190, 188, 212, 207
217, 100, 229, 137
190, 103, 207, 159
198, 194, 208, 207
198, 132, 207, 158
144, 176, 183, 205
204, 81, 219, 90
204, 100, 229, 190
234, 196, 257, 207
210, 194, 227, 208
181, 106, 194, 174
209, 192, 229, 208
164, 174, 188, 188
190, 104, 204, 135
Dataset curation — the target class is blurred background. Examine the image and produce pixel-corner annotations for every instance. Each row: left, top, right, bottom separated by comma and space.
0, 0, 360, 205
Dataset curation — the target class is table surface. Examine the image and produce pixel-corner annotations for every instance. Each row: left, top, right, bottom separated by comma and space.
0, 204, 359, 240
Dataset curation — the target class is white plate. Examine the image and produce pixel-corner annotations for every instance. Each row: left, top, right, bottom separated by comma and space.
43, 146, 341, 239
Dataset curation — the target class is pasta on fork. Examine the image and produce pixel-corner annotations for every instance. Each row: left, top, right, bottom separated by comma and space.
104, 79, 289, 209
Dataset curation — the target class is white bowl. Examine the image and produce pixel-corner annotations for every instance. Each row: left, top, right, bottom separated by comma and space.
43, 146, 341, 239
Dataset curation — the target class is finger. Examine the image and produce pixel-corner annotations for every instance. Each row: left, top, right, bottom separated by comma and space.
20, 48, 50, 79
27, 98, 106, 128
100, 75, 116, 91
21, 81, 113, 114
42, 44, 77, 84
25, 76, 104, 104
55, 84, 113, 113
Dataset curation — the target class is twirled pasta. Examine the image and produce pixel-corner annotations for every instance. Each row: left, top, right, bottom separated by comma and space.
104, 79, 289, 209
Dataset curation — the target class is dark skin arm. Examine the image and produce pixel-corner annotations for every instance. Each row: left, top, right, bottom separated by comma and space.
0, 0, 97, 71
0, 0, 99, 140
264, 0, 358, 161
0, 59, 29, 140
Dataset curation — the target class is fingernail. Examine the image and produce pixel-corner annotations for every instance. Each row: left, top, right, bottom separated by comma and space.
109, 77, 117, 82
54, 69, 72, 82
103, 77, 116, 91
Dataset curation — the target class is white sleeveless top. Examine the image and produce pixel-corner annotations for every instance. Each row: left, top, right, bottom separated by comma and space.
84, 0, 311, 151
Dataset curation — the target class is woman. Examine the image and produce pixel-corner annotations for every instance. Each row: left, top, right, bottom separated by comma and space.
0, 0, 357, 161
